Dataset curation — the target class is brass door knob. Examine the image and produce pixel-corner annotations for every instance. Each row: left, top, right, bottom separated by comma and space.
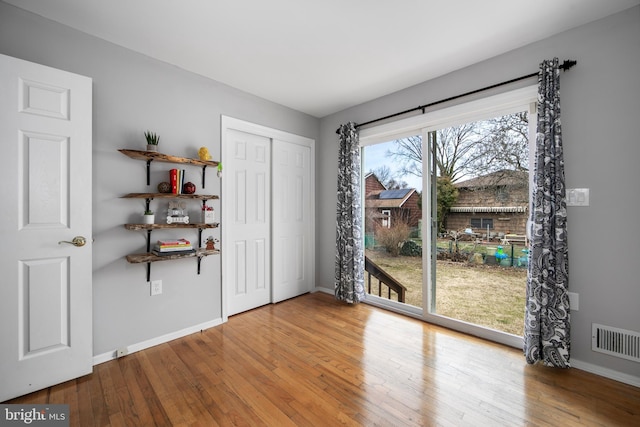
58, 236, 87, 247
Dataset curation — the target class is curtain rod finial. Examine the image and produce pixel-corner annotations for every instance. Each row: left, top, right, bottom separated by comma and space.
560, 60, 577, 71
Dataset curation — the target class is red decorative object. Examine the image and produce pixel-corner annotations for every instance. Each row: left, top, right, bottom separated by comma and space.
183, 181, 196, 194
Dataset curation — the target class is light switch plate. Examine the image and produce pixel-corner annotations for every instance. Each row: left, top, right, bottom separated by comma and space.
568, 292, 579, 311
566, 188, 589, 206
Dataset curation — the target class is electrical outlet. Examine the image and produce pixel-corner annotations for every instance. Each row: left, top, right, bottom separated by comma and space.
150, 279, 162, 296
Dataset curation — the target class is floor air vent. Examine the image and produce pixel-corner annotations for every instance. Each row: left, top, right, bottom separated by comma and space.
592, 323, 640, 363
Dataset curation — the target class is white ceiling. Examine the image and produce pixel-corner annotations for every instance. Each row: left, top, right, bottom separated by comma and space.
6, 0, 639, 117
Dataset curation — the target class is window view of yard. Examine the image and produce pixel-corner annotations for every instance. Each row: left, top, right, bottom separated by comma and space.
363, 110, 530, 337
365, 243, 528, 336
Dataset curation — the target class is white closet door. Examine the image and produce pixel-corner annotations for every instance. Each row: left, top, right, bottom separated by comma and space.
224, 129, 271, 316
272, 139, 312, 302
222, 116, 315, 319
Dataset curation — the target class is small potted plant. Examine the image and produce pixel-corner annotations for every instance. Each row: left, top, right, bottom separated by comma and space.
142, 209, 155, 224
144, 131, 159, 152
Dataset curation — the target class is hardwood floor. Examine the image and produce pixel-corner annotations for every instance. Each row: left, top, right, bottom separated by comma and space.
6, 292, 640, 426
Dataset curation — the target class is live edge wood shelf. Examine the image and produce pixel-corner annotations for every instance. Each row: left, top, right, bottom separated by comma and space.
122, 193, 219, 213
124, 223, 220, 231
125, 249, 221, 265
118, 149, 219, 188
119, 149, 221, 281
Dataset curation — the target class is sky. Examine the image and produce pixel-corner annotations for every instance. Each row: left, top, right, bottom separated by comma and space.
363, 139, 423, 191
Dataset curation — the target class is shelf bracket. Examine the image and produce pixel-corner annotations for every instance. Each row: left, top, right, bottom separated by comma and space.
197, 256, 202, 275
198, 228, 203, 248
146, 229, 152, 281
201, 165, 207, 189
146, 229, 152, 252
146, 159, 153, 186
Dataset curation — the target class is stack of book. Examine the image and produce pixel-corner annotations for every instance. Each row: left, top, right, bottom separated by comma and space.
152, 239, 195, 256
170, 168, 186, 194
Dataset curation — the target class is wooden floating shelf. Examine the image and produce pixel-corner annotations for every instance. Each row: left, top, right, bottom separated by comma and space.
119, 149, 219, 168
126, 249, 220, 264
121, 193, 219, 200
118, 149, 219, 188
124, 223, 219, 231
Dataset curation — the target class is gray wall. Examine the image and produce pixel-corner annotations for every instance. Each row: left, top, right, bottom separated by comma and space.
0, 1, 319, 356
317, 6, 640, 379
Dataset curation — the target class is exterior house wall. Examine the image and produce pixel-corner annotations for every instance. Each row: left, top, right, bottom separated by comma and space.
447, 184, 528, 235
365, 173, 386, 194
400, 191, 421, 229
446, 211, 527, 236
364, 174, 386, 233
375, 192, 421, 229
364, 174, 421, 230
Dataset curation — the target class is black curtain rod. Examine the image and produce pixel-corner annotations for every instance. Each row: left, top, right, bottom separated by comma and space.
336, 59, 577, 134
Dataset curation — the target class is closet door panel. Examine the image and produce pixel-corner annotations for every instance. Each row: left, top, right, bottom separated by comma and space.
225, 129, 271, 315
272, 139, 312, 302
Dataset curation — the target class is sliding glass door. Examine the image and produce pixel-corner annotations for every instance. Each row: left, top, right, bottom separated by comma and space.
360, 86, 537, 347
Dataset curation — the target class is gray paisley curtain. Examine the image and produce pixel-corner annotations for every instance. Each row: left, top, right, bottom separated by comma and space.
335, 122, 366, 303
524, 58, 570, 367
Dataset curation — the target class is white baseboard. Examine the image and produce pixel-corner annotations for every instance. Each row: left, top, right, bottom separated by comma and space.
313, 286, 333, 295
93, 317, 224, 365
572, 358, 640, 388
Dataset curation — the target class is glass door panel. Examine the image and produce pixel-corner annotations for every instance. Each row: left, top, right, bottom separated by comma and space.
362, 137, 424, 309
429, 112, 530, 336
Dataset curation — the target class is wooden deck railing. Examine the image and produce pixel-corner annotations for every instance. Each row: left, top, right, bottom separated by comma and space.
364, 256, 407, 303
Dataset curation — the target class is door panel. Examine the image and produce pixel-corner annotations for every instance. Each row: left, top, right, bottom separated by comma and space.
225, 129, 271, 316
272, 140, 312, 302
0, 54, 92, 401
21, 131, 69, 227
21, 257, 69, 355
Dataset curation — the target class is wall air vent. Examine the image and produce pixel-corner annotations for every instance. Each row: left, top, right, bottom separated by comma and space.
592, 323, 640, 363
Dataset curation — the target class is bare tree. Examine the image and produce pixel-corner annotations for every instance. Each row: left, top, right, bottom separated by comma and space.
369, 165, 408, 189
387, 123, 485, 182
387, 112, 529, 183
369, 165, 393, 187
386, 135, 422, 178
474, 112, 529, 173
386, 178, 409, 189
434, 122, 487, 181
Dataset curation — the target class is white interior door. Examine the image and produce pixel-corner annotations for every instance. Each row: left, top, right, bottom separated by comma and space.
272, 139, 312, 302
224, 129, 271, 316
0, 54, 93, 401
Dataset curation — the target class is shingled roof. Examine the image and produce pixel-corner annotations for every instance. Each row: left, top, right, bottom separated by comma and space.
454, 169, 528, 188
366, 188, 416, 209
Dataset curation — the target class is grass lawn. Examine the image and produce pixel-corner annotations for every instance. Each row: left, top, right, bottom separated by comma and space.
365, 249, 527, 336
